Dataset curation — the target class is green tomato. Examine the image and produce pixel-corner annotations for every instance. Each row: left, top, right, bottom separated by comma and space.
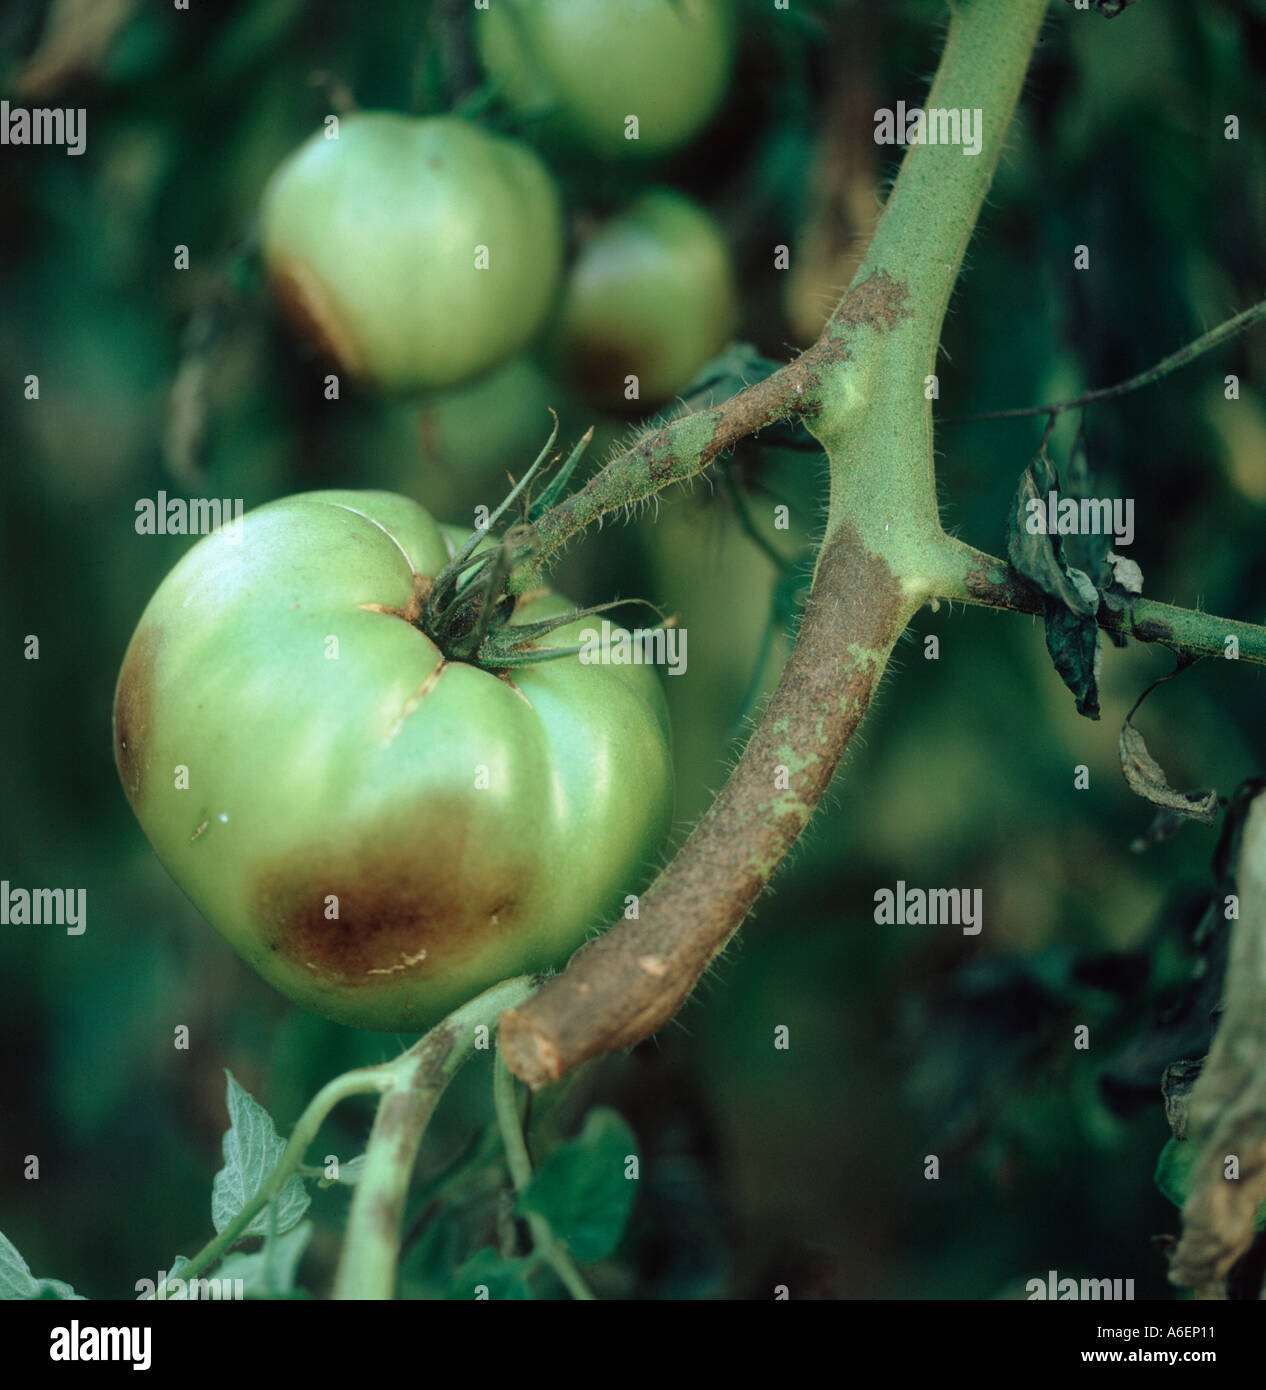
260, 114, 564, 394
476, 0, 735, 159
559, 191, 738, 411
113, 491, 674, 1031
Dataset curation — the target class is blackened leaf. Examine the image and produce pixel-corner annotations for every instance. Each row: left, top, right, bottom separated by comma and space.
1162, 1058, 1204, 1139
1007, 459, 1100, 616
1045, 597, 1102, 718
1006, 445, 1107, 718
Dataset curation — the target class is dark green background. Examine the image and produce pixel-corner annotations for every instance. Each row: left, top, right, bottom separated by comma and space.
2, 0, 1264, 1298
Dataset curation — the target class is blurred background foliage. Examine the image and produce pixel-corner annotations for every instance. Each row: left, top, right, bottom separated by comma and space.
2, 0, 1265, 1299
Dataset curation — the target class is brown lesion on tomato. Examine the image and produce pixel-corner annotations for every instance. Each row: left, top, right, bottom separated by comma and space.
254, 812, 533, 986
114, 624, 160, 809
564, 339, 655, 414
269, 258, 364, 381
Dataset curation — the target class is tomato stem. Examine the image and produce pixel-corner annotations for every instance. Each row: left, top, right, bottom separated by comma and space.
492, 1048, 596, 1300
332, 975, 540, 1300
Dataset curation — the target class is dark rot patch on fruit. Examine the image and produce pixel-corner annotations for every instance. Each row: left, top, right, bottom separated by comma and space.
269, 258, 363, 380
254, 813, 533, 985
565, 338, 655, 411
114, 624, 160, 809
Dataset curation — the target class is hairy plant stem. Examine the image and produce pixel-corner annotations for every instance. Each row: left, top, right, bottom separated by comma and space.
331, 976, 538, 1299
500, 0, 1051, 1088
930, 537, 1266, 666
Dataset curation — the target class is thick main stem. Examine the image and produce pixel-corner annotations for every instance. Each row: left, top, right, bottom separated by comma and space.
500, 0, 1050, 1090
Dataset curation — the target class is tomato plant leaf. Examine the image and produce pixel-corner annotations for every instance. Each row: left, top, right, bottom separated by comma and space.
516, 1107, 639, 1263
211, 1071, 310, 1238
1006, 444, 1106, 718
1154, 1136, 1198, 1209
0, 1229, 84, 1300
447, 1247, 535, 1300
1118, 662, 1218, 826
1119, 722, 1218, 826
211, 1221, 313, 1299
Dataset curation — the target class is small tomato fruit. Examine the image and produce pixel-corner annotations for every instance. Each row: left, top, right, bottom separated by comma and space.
475, 0, 735, 159
261, 114, 564, 394
559, 191, 738, 411
113, 491, 674, 1030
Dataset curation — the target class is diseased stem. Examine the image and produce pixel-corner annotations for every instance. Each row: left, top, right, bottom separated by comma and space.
508, 339, 842, 596
500, 0, 1051, 1090
931, 537, 1266, 666
332, 976, 538, 1300
492, 1049, 595, 1300
500, 524, 921, 1086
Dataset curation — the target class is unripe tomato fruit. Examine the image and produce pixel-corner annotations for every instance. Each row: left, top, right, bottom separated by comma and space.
260, 114, 564, 394
113, 492, 674, 1031
559, 191, 738, 411
475, 0, 735, 159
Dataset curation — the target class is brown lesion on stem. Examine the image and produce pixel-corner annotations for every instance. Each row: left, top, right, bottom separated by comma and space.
499, 522, 910, 1089
959, 543, 1181, 648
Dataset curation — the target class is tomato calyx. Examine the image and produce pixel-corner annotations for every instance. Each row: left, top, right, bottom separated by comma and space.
417, 416, 656, 670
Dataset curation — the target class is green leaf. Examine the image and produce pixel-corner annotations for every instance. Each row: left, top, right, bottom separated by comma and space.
148, 1256, 192, 1301
211, 1071, 310, 1238
211, 1222, 312, 1299
517, 1108, 639, 1264
1154, 1136, 1198, 1209
0, 1229, 84, 1301
447, 1247, 535, 1300
1154, 1138, 1266, 1230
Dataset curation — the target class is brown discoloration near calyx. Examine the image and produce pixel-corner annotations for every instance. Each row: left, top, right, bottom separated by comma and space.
255, 806, 531, 986
114, 624, 160, 809
500, 524, 908, 1087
